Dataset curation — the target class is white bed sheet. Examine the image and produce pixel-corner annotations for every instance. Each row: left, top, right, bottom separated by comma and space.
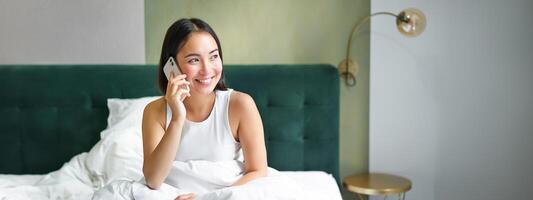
283, 171, 342, 200
0, 171, 342, 200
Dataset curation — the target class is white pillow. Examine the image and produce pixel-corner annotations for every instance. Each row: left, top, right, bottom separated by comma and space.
103, 96, 161, 138
85, 96, 161, 187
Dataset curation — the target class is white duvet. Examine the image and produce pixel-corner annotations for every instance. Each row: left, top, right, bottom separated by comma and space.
93, 162, 312, 200
0, 97, 342, 200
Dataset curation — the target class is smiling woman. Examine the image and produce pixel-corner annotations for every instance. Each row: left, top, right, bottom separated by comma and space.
138, 18, 269, 199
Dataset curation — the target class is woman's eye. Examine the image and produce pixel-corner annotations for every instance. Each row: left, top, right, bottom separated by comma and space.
210, 54, 219, 60
188, 58, 199, 64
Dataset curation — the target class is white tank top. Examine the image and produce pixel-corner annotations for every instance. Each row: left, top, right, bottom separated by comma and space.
165, 89, 243, 162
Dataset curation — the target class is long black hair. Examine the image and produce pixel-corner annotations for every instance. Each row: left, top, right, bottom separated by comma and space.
157, 18, 227, 94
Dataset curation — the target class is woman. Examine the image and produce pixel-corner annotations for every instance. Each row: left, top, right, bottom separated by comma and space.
141, 18, 267, 200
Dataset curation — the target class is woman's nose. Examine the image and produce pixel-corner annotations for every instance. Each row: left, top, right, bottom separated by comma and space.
199, 59, 211, 74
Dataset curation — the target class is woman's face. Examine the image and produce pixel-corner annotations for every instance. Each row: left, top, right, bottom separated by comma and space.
176, 31, 222, 96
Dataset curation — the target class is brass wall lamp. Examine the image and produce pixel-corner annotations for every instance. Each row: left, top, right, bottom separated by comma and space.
339, 8, 426, 86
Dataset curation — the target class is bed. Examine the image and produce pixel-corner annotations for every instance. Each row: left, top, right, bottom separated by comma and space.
0, 64, 341, 199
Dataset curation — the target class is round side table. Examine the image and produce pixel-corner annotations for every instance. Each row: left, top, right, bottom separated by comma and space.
343, 173, 412, 200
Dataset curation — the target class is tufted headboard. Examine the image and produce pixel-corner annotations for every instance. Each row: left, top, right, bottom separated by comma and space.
0, 64, 339, 182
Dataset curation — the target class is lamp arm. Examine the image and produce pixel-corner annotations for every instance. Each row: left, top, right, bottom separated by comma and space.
346, 12, 396, 59
342, 12, 397, 86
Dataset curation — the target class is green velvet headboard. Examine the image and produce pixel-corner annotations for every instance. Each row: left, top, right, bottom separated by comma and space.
0, 64, 339, 182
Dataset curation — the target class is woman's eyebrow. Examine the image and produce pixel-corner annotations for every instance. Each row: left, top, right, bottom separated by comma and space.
185, 53, 200, 58
184, 49, 218, 58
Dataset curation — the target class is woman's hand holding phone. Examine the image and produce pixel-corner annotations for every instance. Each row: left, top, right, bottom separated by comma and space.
165, 73, 191, 121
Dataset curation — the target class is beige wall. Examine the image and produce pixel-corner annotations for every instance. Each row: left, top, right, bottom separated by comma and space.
145, 0, 369, 197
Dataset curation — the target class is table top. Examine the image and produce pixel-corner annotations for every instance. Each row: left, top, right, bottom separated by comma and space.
343, 173, 412, 195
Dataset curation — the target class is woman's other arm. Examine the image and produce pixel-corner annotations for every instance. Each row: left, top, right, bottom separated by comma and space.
231, 93, 268, 186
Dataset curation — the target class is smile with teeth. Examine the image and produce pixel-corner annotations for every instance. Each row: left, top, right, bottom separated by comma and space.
196, 76, 214, 85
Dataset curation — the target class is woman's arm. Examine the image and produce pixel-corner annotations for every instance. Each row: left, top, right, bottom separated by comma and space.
142, 74, 190, 190
231, 93, 268, 186
141, 101, 185, 189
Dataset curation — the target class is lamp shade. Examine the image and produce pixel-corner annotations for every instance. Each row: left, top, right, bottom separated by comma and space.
396, 8, 426, 37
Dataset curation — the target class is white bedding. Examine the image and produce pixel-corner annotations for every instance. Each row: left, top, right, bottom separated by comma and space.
0, 97, 342, 200
0, 170, 341, 200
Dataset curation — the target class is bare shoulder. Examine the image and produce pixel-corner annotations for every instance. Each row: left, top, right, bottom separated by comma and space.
228, 90, 262, 141
229, 90, 257, 112
143, 97, 166, 127
144, 97, 165, 113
